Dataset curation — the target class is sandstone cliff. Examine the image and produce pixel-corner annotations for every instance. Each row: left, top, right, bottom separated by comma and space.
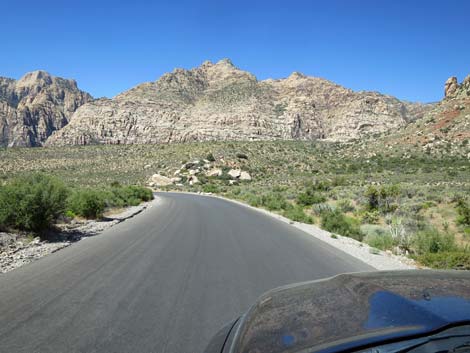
46, 59, 430, 146
0, 71, 92, 147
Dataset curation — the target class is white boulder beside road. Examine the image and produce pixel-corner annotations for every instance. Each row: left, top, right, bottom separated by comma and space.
149, 174, 173, 187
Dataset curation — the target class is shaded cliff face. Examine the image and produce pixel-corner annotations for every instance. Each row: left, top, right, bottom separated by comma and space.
46, 59, 430, 146
0, 71, 92, 147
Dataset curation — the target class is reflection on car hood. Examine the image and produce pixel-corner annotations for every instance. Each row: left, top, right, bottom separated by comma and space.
230, 270, 470, 353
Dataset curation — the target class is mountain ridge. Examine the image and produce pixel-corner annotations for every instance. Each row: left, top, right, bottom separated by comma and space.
44, 59, 432, 146
3, 60, 465, 148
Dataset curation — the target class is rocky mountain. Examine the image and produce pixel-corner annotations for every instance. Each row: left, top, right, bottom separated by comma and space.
46, 59, 430, 146
350, 75, 470, 157
0, 71, 92, 147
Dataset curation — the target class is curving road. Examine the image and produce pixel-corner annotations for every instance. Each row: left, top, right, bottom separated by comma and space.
0, 193, 372, 353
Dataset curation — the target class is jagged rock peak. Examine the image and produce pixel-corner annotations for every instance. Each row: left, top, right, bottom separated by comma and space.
444, 75, 470, 99
445, 76, 458, 98
215, 58, 235, 66
0, 71, 92, 147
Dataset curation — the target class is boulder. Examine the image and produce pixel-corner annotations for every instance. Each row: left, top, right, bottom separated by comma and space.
150, 174, 173, 187
206, 168, 223, 177
228, 169, 241, 179
239, 171, 252, 181
189, 176, 200, 185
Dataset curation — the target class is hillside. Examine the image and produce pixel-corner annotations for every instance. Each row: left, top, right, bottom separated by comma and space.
344, 74, 470, 158
46, 59, 430, 146
0, 71, 92, 147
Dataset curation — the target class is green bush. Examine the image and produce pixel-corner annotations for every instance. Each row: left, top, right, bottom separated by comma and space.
308, 180, 331, 192
202, 183, 219, 193
312, 203, 334, 216
67, 189, 106, 219
321, 210, 363, 241
364, 233, 395, 251
456, 198, 470, 226
283, 205, 313, 224
365, 184, 400, 213
296, 189, 326, 206
360, 210, 380, 224
0, 173, 69, 233
337, 199, 355, 213
261, 193, 290, 211
413, 228, 457, 255
68, 185, 153, 218
245, 194, 262, 207
107, 185, 153, 207
206, 153, 216, 162
417, 251, 470, 270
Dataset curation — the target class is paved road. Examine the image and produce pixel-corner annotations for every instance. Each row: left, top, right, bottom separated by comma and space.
0, 193, 373, 353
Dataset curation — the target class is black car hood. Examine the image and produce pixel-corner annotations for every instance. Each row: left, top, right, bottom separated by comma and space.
229, 270, 470, 353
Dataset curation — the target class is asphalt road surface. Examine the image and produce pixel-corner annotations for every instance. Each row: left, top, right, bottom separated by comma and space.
0, 192, 373, 353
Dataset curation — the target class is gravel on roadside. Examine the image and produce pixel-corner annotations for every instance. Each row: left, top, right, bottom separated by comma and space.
0, 201, 153, 274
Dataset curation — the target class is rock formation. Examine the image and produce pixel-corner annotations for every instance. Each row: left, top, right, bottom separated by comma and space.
0, 71, 92, 147
445, 75, 470, 99
46, 59, 430, 146
445, 76, 459, 98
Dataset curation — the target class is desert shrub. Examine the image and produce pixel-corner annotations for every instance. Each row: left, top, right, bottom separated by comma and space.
321, 210, 363, 241
0, 173, 69, 233
412, 228, 457, 255
206, 153, 216, 162
363, 228, 395, 250
245, 194, 262, 207
202, 183, 219, 193
365, 186, 380, 210
67, 189, 106, 219
261, 192, 290, 211
456, 198, 470, 226
110, 181, 121, 188
360, 210, 380, 224
332, 176, 347, 187
283, 205, 313, 224
308, 180, 331, 192
236, 152, 248, 159
312, 203, 334, 216
337, 199, 355, 213
361, 224, 388, 237
417, 252, 470, 270
365, 184, 400, 213
108, 185, 153, 207
296, 189, 326, 206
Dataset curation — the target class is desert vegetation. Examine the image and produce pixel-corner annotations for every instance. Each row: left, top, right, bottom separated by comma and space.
1, 138, 469, 268
0, 173, 153, 238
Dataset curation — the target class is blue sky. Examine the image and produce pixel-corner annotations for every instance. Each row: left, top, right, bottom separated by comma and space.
2, 0, 469, 102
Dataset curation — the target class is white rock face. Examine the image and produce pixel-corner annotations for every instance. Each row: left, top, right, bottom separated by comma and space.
0, 71, 92, 147
45, 59, 431, 146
